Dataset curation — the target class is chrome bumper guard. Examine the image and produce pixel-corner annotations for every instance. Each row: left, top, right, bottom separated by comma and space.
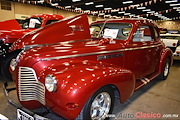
3, 82, 50, 120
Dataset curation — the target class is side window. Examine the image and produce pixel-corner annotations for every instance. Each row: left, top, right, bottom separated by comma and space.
153, 27, 160, 39
133, 26, 153, 42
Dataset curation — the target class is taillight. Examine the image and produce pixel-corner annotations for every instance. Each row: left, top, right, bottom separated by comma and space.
173, 43, 176, 46
176, 51, 180, 54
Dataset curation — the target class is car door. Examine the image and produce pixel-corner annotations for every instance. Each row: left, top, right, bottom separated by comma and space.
124, 25, 161, 79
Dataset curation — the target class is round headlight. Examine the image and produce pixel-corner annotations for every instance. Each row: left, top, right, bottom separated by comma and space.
45, 74, 57, 92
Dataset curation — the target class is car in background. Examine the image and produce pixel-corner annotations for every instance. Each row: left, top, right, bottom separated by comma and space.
4, 14, 173, 120
161, 34, 180, 60
0, 14, 64, 80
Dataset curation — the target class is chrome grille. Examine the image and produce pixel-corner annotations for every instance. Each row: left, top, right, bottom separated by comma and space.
18, 67, 45, 105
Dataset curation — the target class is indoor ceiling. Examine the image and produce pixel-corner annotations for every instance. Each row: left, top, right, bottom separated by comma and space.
10, 0, 180, 20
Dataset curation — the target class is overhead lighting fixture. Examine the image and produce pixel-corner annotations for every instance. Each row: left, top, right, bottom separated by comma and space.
95, 5, 103, 8
85, 2, 94, 5
72, 0, 81, 2
51, 3, 58, 6
165, 0, 177, 3
147, 11, 155, 13
170, 3, 180, 6
65, 6, 71, 8
124, 13, 131, 15
137, 7, 146, 9
118, 11, 125, 14
104, 14, 111, 17
104, 8, 112, 10
98, 13, 105, 15
111, 9, 119, 12
75, 7, 81, 10
142, 9, 151, 11
173, 7, 180, 9
122, 1, 133, 4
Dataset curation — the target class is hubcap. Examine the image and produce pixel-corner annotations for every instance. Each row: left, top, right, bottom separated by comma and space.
90, 92, 111, 120
164, 62, 169, 77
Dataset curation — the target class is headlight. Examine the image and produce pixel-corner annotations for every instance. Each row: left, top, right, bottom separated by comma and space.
45, 74, 57, 92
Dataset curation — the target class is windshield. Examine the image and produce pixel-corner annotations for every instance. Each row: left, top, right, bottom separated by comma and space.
22, 17, 42, 29
90, 22, 132, 40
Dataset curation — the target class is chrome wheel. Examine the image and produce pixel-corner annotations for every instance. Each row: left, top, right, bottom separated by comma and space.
164, 61, 169, 77
90, 92, 111, 120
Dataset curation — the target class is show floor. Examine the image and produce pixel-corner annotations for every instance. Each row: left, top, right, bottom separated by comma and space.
0, 61, 180, 120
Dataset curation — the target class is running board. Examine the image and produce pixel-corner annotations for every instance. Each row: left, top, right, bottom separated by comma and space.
135, 78, 151, 91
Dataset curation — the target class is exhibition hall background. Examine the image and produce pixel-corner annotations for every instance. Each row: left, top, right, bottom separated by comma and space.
0, 1, 180, 30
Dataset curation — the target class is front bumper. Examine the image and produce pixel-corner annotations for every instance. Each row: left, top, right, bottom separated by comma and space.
3, 82, 50, 120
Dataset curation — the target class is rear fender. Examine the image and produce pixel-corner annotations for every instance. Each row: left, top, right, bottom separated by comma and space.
158, 48, 173, 74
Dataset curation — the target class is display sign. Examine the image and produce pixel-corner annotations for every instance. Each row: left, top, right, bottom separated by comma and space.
103, 29, 119, 39
17, 109, 34, 120
29, 19, 41, 28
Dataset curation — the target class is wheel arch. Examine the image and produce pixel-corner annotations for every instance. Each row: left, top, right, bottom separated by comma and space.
158, 47, 173, 74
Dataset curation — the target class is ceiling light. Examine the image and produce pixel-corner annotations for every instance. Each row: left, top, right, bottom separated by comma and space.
130, 4, 139, 7
122, 1, 133, 4
85, 2, 94, 5
118, 11, 125, 14
104, 8, 112, 10
124, 13, 131, 15
173, 7, 180, 9
147, 11, 155, 13
137, 7, 146, 9
142, 9, 151, 11
98, 13, 105, 15
165, 0, 178, 3
111, 9, 119, 12
65, 6, 71, 8
75, 7, 81, 10
95, 5, 103, 8
51, 3, 58, 6
104, 14, 111, 17
170, 3, 180, 6
72, 0, 81, 2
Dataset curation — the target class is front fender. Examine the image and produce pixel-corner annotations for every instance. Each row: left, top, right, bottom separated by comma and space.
159, 47, 173, 74
35, 62, 135, 119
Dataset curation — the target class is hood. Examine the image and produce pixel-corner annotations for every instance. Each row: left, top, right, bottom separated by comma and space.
0, 19, 21, 30
0, 29, 31, 43
18, 38, 125, 67
10, 14, 91, 52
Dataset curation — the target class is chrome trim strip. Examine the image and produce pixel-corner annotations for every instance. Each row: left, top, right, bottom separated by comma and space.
97, 53, 123, 60
41, 44, 162, 61
23, 39, 91, 51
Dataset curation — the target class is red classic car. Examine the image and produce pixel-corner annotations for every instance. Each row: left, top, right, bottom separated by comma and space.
4, 14, 173, 120
0, 14, 64, 80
